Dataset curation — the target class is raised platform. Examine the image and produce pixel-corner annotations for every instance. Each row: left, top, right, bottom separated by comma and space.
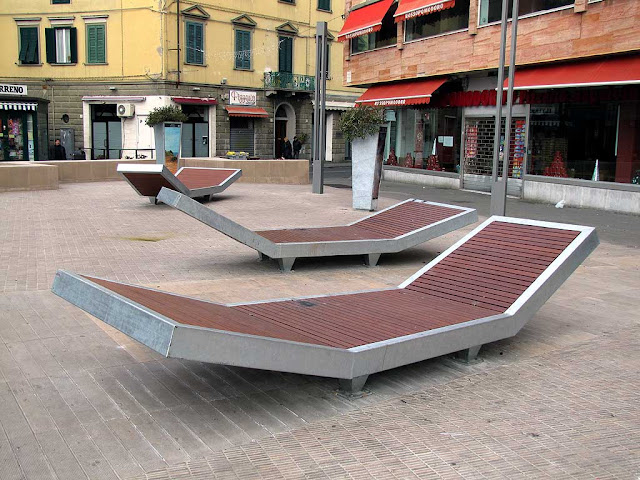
43, 159, 154, 183
180, 157, 309, 184
0, 162, 58, 192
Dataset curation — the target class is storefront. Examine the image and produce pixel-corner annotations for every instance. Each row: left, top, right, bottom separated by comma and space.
225, 90, 269, 157
0, 84, 47, 161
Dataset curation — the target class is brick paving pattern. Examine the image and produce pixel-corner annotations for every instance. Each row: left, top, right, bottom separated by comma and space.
0, 182, 638, 479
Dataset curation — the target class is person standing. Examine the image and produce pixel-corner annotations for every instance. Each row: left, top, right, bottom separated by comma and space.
293, 136, 302, 159
53, 139, 67, 160
283, 137, 293, 159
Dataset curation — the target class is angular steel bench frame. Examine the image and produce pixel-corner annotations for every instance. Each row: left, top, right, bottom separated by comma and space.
117, 164, 242, 204
52, 217, 598, 392
157, 187, 478, 271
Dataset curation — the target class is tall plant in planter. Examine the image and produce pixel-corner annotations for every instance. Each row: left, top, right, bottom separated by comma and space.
146, 106, 188, 165
339, 105, 384, 210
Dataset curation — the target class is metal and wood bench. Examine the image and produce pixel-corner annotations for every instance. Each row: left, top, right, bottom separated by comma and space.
156, 187, 478, 271
117, 164, 242, 204
51, 217, 598, 392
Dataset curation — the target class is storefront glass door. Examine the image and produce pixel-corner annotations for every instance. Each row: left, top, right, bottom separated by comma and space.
91, 105, 122, 159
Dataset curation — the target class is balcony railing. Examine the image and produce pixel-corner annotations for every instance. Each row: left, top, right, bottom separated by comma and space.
264, 72, 315, 92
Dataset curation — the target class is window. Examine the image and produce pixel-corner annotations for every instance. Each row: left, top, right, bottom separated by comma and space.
350, 3, 397, 54
185, 21, 204, 65
18, 27, 40, 65
86, 24, 106, 64
280, 0, 295, 3
318, 0, 331, 11
479, 0, 573, 25
45, 27, 77, 64
279, 36, 293, 73
52, 0, 71, 3
405, 0, 469, 41
235, 29, 251, 70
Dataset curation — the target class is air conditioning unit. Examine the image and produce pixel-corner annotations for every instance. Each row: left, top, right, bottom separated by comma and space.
117, 103, 135, 117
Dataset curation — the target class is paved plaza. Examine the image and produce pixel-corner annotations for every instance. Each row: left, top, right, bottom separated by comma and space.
0, 179, 639, 479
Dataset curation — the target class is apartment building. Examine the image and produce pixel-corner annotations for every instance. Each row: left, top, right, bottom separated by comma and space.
1, 0, 360, 162
339, 0, 640, 212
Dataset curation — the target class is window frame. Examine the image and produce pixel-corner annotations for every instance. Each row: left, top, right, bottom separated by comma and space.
51, 0, 71, 4
185, 20, 205, 66
85, 23, 106, 64
18, 26, 40, 65
477, 0, 575, 27
318, 0, 331, 12
234, 28, 252, 71
403, 0, 470, 43
45, 26, 77, 65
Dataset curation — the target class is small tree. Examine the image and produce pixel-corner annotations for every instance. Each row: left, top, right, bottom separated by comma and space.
145, 105, 187, 127
338, 105, 384, 142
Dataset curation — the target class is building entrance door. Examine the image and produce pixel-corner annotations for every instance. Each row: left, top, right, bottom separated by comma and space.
91, 105, 122, 159
181, 105, 209, 157
462, 116, 526, 195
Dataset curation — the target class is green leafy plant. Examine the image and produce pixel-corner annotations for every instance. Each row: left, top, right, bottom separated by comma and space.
297, 132, 309, 144
145, 105, 188, 127
338, 105, 384, 142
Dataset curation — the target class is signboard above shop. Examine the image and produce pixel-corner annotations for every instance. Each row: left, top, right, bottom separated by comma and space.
229, 90, 257, 106
0, 84, 28, 96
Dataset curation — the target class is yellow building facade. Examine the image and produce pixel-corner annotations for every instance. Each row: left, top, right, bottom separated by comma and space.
0, 0, 359, 161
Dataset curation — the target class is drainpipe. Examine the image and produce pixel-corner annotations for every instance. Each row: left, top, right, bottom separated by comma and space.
176, 0, 180, 87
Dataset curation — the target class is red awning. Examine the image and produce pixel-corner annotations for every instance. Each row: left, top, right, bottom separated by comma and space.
225, 106, 269, 118
355, 78, 447, 106
394, 0, 456, 22
505, 55, 640, 90
172, 96, 218, 105
337, 0, 395, 42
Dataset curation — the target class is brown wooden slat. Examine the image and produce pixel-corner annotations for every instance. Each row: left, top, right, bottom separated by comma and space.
176, 168, 238, 189
122, 173, 175, 197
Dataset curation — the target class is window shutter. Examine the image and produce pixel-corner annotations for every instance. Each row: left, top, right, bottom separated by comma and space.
318, 0, 331, 10
279, 36, 292, 74
243, 31, 251, 69
235, 30, 250, 69
27, 28, 39, 63
87, 25, 96, 63
96, 25, 105, 63
45, 28, 56, 63
194, 23, 203, 64
19, 29, 30, 62
235, 30, 242, 69
70, 27, 78, 63
186, 22, 198, 64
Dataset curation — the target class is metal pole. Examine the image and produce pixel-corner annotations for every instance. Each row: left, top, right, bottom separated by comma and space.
498, 0, 520, 216
312, 21, 328, 194
489, 0, 510, 215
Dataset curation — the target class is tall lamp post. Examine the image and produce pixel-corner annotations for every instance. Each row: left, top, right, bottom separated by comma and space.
312, 22, 329, 194
490, 0, 520, 216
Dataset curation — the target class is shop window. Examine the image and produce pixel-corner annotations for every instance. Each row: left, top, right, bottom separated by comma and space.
405, 0, 470, 41
18, 27, 40, 65
229, 117, 254, 156
479, 0, 573, 25
45, 27, 77, 64
185, 21, 204, 65
234, 29, 251, 70
318, 0, 331, 11
86, 24, 106, 64
278, 36, 293, 73
350, 3, 397, 54
529, 101, 623, 182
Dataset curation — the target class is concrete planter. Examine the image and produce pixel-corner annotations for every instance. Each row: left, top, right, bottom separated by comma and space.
352, 134, 381, 210
153, 122, 182, 165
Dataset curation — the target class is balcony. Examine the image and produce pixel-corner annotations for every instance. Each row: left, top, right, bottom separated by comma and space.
264, 72, 315, 92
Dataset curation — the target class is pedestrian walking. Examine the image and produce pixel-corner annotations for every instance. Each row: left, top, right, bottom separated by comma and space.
283, 137, 293, 159
293, 136, 302, 159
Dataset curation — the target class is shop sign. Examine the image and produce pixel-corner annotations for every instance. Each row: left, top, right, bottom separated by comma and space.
229, 90, 256, 106
0, 84, 28, 96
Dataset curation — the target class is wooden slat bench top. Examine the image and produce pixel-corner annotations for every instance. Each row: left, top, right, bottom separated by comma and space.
176, 168, 239, 189
120, 172, 175, 197
83, 221, 582, 350
255, 201, 464, 243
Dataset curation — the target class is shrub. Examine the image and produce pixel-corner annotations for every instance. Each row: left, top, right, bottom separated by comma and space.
145, 105, 188, 127
338, 105, 384, 142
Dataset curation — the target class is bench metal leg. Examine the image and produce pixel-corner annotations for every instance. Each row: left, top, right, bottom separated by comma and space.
338, 375, 369, 394
278, 257, 296, 273
364, 253, 381, 267
149, 197, 157, 205
257, 252, 268, 262
455, 345, 482, 363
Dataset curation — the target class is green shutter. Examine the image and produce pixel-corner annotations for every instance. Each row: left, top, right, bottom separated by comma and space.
26, 28, 39, 63
19, 28, 30, 62
279, 36, 292, 74
87, 24, 106, 64
70, 27, 77, 63
194, 23, 203, 64
318, 0, 331, 11
186, 22, 194, 63
235, 30, 251, 69
45, 28, 56, 63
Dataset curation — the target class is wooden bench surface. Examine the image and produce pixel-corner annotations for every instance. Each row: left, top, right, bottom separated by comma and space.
256, 201, 464, 243
84, 222, 581, 349
175, 168, 238, 189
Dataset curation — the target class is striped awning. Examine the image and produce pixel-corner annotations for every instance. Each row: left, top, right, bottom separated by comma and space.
0, 102, 38, 111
